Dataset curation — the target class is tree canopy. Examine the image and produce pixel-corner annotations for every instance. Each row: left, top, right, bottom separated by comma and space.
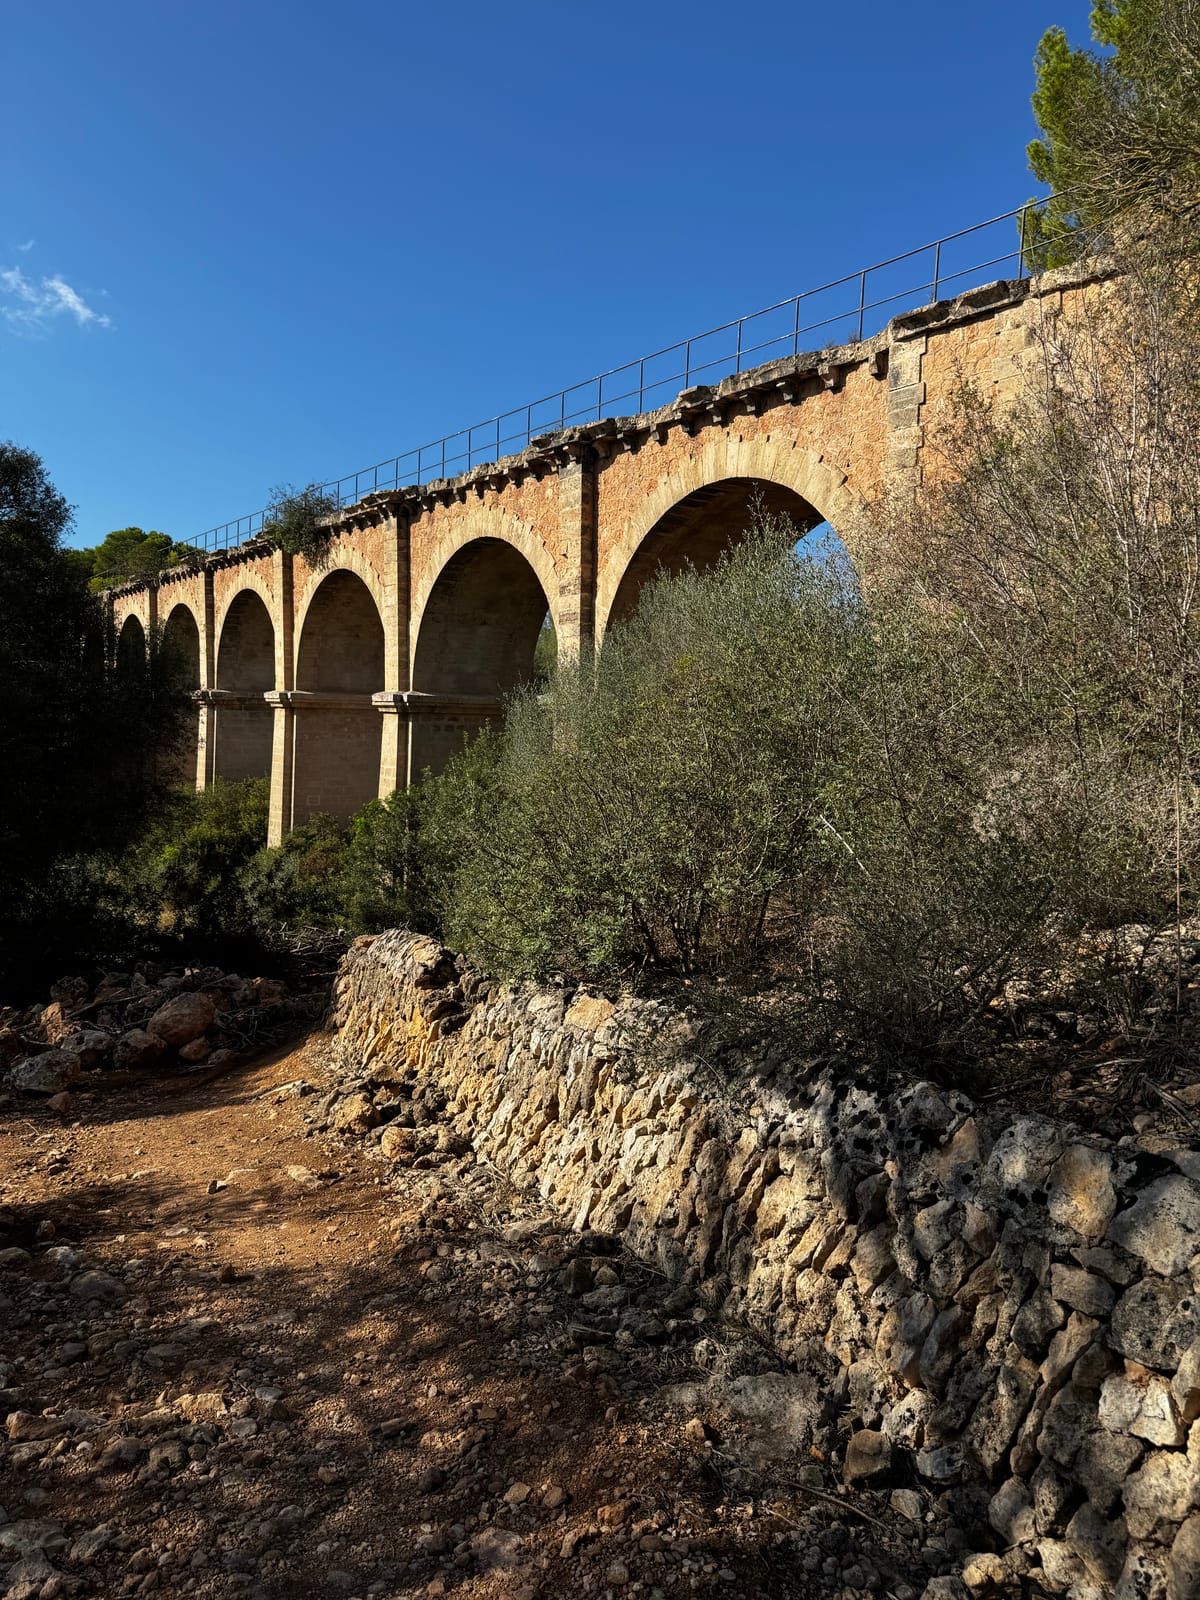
70, 525, 200, 591
0, 444, 186, 993
1026, 0, 1200, 263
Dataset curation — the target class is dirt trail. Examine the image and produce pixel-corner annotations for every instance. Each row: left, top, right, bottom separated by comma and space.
0, 1036, 937, 1600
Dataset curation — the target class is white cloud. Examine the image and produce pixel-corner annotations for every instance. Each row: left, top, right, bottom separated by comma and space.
15, 239, 34, 253
0, 265, 112, 333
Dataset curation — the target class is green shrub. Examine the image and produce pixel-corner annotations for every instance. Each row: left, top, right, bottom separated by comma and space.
237, 811, 348, 937
116, 778, 271, 942
428, 521, 872, 979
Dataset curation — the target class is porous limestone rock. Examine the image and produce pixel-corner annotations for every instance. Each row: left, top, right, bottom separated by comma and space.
325, 929, 1200, 1590
5, 1049, 80, 1095
146, 992, 215, 1049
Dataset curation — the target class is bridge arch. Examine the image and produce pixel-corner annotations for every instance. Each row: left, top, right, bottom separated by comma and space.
410, 527, 557, 777
597, 437, 866, 637
293, 568, 385, 821
214, 588, 275, 782
160, 601, 202, 784
115, 614, 146, 679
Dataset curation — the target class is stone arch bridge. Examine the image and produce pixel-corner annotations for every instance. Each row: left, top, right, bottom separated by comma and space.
110, 265, 1098, 846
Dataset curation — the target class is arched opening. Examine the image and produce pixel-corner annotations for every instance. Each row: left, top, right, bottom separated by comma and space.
115, 614, 146, 679
214, 590, 275, 783
606, 477, 841, 631
411, 538, 552, 776
160, 603, 201, 785
293, 569, 385, 821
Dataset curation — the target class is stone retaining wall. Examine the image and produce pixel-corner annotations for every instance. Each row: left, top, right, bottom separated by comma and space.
330, 930, 1200, 1599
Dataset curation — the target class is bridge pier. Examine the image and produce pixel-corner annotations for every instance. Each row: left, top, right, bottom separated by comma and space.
403, 692, 505, 785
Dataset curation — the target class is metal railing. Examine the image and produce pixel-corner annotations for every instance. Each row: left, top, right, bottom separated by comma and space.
191, 199, 1051, 555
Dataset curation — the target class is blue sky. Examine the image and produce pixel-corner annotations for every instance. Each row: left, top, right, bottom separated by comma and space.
3, 0, 1084, 550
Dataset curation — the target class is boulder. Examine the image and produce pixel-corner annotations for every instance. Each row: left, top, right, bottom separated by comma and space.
253, 977, 288, 1005
330, 1092, 380, 1135
114, 1029, 166, 1070
1110, 1275, 1200, 1372
35, 1001, 71, 1043
3, 1551, 61, 1600
178, 1038, 210, 1064
48, 975, 89, 1007
844, 1428, 891, 1481
1046, 1145, 1116, 1240
1122, 1447, 1199, 1539
1171, 1515, 1200, 1600
6, 1049, 80, 1095
146, 992, 215, 1049
57, 1028, 113, 1068
379, 1124, 419, 1161
69, 1270, 126, 1303
1109, 1175, 1200, 1278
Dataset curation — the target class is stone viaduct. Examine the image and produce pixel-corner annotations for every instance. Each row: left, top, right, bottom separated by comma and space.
109, 263, 1102, 846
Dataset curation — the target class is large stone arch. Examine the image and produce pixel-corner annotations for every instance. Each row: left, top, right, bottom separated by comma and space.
597, 436, 868, 637
292, 568, 385, 822
409, 529, 557, 778
160, 601, 202, 784
213, 589, 275, 783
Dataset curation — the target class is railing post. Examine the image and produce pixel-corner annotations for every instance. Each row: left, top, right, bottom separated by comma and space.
735, 318, 742, 372
857, 271, 867, 342
684, 339, 691, 387
638, 357, 645, 411
930, 240, 941, 304
793, 296, 800, 355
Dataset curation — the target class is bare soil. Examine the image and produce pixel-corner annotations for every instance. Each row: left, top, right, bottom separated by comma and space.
0, 1035, 949, 1600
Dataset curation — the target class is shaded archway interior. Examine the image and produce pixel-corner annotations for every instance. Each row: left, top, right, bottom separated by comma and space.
607, 477, 828, 629
410, 538, 552, 779
293, 570, 385, 822
160, 605, 201, 785
115, 615, 146, 678
413, 539, 551, 697
214, 590, 275, 783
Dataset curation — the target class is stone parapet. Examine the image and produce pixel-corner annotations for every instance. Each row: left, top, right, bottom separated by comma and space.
328, 929, 1200, 1599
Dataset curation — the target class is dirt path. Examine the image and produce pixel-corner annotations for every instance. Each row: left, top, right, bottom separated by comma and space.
0, 1037, 940, 1600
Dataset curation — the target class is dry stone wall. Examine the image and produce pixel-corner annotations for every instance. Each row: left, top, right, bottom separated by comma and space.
329, 931, 1200, 1600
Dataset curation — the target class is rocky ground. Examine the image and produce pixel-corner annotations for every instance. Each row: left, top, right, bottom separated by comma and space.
0, 1031, 984, 1600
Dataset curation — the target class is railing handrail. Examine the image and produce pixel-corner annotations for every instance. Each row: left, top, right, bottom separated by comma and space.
188, 197, 1057, 555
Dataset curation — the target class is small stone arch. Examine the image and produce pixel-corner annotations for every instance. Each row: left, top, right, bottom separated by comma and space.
409, 506, 559, 665
115, 613, 147, 679
160, 601, 202, 785
293, 568, 386, 822
293, 549, 386, 676
214, 571, 276, 643
213, 589, 275, 782
410, 531, 556, 778
597, 435, 867, 637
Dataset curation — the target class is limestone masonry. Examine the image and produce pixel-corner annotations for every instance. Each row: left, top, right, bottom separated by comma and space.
327, 931, 1200, 1600
108, 263, 1108, 844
